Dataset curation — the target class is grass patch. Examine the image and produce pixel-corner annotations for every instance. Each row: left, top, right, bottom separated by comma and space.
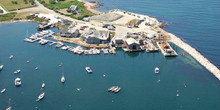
0, 0, 35, 11
15, 11, 47, 19
38, 0, 95, 20
109, 31, 115, 39
0, 12, 17, 21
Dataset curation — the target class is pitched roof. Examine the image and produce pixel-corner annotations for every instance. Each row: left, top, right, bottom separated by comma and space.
125, 38, 139, 45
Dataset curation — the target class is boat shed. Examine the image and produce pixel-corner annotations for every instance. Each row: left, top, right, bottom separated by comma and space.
124, 38, 140, 51
82, 30, 110, 44
60, 29, 80, 38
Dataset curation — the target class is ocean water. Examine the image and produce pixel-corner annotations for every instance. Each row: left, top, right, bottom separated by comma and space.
0, 22, 220, 109
88, 0, 220, 68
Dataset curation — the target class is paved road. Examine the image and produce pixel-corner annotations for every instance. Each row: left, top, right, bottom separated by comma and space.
0, 4, 8, 14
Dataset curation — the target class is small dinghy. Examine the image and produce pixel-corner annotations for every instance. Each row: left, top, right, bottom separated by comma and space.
155, 67, 159, 74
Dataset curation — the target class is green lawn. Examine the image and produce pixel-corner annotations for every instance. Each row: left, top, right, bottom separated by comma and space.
38, 0, 95, 20
0, 12, 17, 21
0, 0, 35, 11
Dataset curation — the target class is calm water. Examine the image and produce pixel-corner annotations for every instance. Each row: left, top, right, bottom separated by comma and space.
0, 22, 220, 109
88, 0, 220, 68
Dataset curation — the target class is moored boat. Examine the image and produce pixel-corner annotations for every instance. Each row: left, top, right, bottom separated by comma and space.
155, 67, 159, 74
9, 55, 13, 59
36, 92, 45, 101
1, 88, 6, 94
0, 64, 3, 71
15, 78, 22, 86
42, 83, 45, 88
14, 69, 21, 74
85, 67, 92, 73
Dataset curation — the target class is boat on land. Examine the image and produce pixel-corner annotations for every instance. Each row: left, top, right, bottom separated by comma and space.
15, 78, 22, 86
9, 55, 13, 59
14, 69, 21, 74
1, 88, 6, 94
36, 92, 45, 101
85, 67, 92, 73
0, 64, 3, 71
155, 67, 159, 74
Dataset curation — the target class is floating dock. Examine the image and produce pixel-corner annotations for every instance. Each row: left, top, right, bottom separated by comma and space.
157, 42, 178, 57
146, 40, 159, 52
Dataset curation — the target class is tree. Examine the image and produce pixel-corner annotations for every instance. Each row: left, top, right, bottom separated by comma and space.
24, 0, 28, 4
11, 1, 18, 4
0, 9, 3, 13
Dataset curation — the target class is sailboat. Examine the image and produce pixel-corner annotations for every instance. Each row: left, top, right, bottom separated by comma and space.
36, 92, 45, 102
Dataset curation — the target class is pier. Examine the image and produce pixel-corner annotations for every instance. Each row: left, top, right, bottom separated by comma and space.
169, 33, 220, 80
146, 40, 159, 52
157, 42, 178, 57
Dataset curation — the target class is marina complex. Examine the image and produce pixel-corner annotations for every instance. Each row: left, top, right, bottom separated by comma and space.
0, 0, 220, 109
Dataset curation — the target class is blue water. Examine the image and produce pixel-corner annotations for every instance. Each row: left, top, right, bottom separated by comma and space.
88, 0, 220, 68
0, 22, 220, 109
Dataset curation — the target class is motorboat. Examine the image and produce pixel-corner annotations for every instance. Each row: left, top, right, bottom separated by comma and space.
85, 67, 92, 73
103, 74, 106, 78
155, 67, 159, 74
15, 78, 22, 86
1, 88, 6, 94
77, 88, 81, 92
14, 69, 21, 74
61, 76, 65, 83
42, 83, 45, 88
24, 38, 34, 43
35, 67, 39, 70
6, 106, 12, 110
9, 55, 13, 59
36, 92, 45, 101
0, 64, 3, 71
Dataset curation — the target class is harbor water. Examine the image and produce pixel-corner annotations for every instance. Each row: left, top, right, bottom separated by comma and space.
0, 22, 220, 109
88, 0, 220, 68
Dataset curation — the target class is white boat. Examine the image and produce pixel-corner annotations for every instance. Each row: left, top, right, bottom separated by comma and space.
36, 92, 45, 101
1, 88, 6, 94
14, 69, 21, 74
77, 88, 81, 91
35, 67, 39, 70
85, 67, 92, 73
6, 106, 12, 110
9, 55, 13, 59
61, 76, 65, 83
24, 38, 34, 43
0, 64, 3, 71
155, 67, 159, 74
15, 78, 22, 86
103, 74, 106, 77
42, 83, 45, 88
